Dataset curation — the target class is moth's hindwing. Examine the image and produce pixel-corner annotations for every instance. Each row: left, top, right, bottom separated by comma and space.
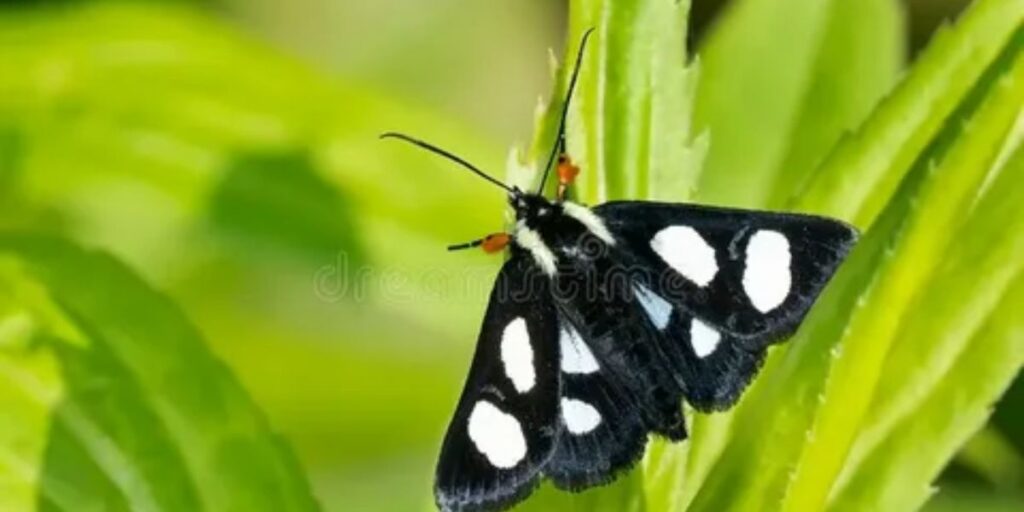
434, 254, 560, 512
542, 318, 660, 490
641, 294, 768, 411
537, 241, 692, 490
595, 201, 858, 343
551, 244, 689, 438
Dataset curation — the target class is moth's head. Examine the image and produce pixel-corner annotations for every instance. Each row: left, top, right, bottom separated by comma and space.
510, 192, 557, 223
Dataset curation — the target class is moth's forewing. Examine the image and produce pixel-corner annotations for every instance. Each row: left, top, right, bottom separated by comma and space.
435, 253, 560, 512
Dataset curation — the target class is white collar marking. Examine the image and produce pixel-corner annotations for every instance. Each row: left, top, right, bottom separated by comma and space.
562, 202, 615, 245
514, 222, 558, 276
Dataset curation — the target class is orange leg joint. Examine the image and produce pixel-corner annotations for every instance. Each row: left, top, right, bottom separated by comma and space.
480, 233, 511, 254
556, 155, 580, 201
447, 233, 510, 253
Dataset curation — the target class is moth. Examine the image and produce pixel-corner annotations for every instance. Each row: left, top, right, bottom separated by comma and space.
383, 30, 858, 512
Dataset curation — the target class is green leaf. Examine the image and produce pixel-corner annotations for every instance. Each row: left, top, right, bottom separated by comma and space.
955, 426, 1024, 490
208, 150, 364, 267
0, 0, 505, 337
0, 235, 319, 511
829, 274, 1024, 511
828, 142, 1024, 510
693, 0, 903, 209
924, 486, 1024, 512
796, 0, 1024, 227
777, 31, 1024, 512
524, 0, 702, 204
689, 17, 1024, 511
0, 6, 509, 510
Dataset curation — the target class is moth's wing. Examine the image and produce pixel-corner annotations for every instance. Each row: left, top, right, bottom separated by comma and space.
633, 281, 767, 411
435, 254, 560, 512
542, 319, 667, 490
544, 252, 688, 490
595, 201, 857, 342
662, 314, 766, 411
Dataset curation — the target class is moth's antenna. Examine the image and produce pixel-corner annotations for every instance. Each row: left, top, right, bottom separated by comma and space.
537, 28, 595, 194
380, 132, 515, 194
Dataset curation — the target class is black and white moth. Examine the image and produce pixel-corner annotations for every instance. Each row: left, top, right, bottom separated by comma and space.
382, 30, 858, 512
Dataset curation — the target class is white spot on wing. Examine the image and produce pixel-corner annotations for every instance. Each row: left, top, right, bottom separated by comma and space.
514, 223, 557, 276
562, 202, 615, 245
650, 226, 718, 287
501, 317, 535, 393
561, 398, 602, 435
690, 318, 721, 358
560, 323, 599, 374
743, 230, 792, 312
468, 401, 527, 468
634, 284, 673, 331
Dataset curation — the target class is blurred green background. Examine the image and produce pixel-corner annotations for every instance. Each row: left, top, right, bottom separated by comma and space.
0, 0, 1020, 511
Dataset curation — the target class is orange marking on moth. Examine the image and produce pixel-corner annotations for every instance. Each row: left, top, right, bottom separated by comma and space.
557, 155, 580, 185
481, 233, 511, 254
557, 155, 580, 200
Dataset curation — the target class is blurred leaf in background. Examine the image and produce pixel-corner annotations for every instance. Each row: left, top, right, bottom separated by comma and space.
0, 235, 318, 511
0, 2, 521, 510
1, 0, 1022, 512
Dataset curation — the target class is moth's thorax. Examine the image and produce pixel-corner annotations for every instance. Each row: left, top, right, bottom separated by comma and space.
510, 194, 615, 276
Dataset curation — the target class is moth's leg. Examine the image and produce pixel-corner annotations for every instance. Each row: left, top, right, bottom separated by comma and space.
448, 233, 510, 253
